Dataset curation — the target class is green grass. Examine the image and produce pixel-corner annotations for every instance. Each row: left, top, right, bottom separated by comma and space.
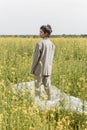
0, 37, 87, 130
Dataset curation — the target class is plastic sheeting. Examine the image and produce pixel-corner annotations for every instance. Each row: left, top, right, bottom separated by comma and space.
14, 81, 87, 114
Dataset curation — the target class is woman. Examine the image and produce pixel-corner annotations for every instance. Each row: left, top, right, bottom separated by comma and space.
31, 24, 55, 100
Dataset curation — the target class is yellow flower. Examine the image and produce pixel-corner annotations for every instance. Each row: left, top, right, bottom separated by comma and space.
0, 114, 3, 122
50, 113, 54, 118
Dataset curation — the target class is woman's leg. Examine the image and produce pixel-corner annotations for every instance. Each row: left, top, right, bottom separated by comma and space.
42, 76, 51, 100
34, 75, 42, 98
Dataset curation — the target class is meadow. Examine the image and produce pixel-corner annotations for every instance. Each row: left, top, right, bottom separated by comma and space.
0, 37, 87, 130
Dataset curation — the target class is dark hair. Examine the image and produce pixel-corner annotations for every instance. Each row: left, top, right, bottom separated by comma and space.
40, 24, 52, 36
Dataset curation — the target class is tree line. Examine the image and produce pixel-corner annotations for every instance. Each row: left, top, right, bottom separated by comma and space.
0, 34, 87, 38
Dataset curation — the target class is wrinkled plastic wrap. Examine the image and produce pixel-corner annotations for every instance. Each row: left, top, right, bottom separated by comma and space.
14, 81, 87, 114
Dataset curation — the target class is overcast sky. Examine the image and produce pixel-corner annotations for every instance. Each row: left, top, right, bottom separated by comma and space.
0, 0, 87, 35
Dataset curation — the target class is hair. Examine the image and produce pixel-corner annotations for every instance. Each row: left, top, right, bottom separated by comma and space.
40, 24, 52, 37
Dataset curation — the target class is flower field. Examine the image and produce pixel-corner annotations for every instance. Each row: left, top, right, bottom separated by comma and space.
0, 37, 87, 130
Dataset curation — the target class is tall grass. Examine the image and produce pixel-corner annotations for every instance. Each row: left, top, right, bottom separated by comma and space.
0, 37, 87, 130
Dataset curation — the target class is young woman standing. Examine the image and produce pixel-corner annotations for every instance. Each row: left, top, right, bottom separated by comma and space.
31, 24, 55, 100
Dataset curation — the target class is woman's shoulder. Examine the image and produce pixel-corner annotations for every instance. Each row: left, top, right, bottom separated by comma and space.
36, 40, 43, 50
37, 39, 43, 45
49, 39, 55, 49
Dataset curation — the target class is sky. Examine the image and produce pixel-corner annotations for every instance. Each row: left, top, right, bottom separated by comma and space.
0, 0, 87, 35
